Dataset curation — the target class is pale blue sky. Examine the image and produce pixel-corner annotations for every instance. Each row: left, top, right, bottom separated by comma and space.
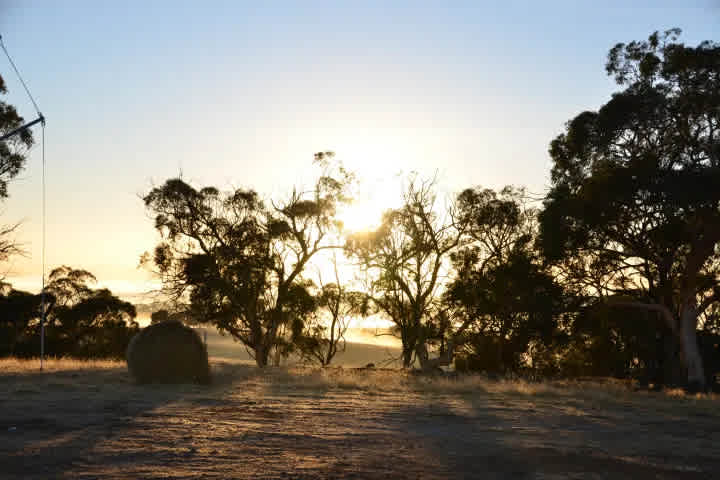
0, 1, 718, 294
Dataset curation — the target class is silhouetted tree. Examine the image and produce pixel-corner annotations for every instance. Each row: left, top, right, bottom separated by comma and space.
0, 286, 50, 357
43, 266, 138, 358
295, 253, 368, 366
0, 73, 35, 274
143, 153, 353, 366
0, 74, 33, 199
44, 266, 96, 306
539, 29, 720, 390
346, 175, 462, 369
447, 187, 565, 374
0, 266, 137, 358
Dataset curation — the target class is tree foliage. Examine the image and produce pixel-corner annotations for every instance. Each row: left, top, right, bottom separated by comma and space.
0, 73, 33, 199
539, 29, 720, 389
345, 175, 462, 368
448, 187, 566, 374
294, 254, 368, 366
0, 73, 35, 274
143, 153, 353, 366
0, 266, 138, 358
0, 287, 45, 357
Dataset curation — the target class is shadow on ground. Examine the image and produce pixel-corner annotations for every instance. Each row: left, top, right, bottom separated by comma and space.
1, 364, 718, 479
0, 362, 240, 479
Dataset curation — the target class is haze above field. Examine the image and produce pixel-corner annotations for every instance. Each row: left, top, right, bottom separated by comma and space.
0, 1, 717, 298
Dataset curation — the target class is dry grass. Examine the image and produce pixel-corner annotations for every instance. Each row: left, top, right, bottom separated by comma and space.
0, 356, 123, 373
247, 363, 719, 405
1, 356, 716, 405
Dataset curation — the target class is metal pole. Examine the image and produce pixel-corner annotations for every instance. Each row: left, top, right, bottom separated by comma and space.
40, 304, 44, 370
40, 122, 45, 371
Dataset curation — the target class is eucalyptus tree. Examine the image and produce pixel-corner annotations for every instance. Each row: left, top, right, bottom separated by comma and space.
0, 266, 138, 358
295, 253, 368, 366
539, 29, 720, 390
0, 73, 35, 270
346, 175, 462, 369
0, 73, 32, 198
0, 288, 44, 357
447, 186, 565, 373
143, 153, 353, 366
43, 266, 138, 358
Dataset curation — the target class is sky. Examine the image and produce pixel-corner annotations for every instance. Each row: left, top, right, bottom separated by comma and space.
0, 1, 718, 298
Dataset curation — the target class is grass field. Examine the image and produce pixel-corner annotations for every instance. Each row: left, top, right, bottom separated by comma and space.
1, 357, 719, 479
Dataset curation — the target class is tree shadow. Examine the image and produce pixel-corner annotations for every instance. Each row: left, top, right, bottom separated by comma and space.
3, 366, 717, 479
394, 388, 717, 479
0, 361, 241, 479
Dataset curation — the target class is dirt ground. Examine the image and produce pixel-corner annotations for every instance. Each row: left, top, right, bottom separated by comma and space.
1, 359, 719, 479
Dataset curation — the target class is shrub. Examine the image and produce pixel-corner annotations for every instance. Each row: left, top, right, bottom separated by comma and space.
126, 320, 210, 384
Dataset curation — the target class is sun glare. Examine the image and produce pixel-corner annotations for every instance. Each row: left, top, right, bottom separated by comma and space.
339, 200, 386, 233
338, 172, 401, 233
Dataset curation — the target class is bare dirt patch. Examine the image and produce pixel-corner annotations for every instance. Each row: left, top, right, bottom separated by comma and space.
1, 359, 718, 479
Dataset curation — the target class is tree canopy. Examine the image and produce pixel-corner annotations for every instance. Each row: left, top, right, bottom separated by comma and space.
0, 266, 138, 359
539, 29, 720, 390
143, 154, 354, 366
345, 175, 462, 368
0, 73, 33, 199
448, 187, 566, 374
0, 73, 35, 272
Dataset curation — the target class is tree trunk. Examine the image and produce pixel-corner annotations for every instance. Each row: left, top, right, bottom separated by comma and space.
660, 331, 681, 386
678, 301, 705, 392
607, 299, 707, 390
254, 344, 269, 367
271, 347, 282, 367
399, 326, 415, 368
416, 339, 454, 372
402, 346, 414, 368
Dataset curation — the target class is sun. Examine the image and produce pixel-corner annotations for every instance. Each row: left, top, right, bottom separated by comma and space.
337, 173, 401, 233
338, 199, 386, 233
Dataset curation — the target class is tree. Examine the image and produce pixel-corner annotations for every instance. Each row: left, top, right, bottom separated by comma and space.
295, 253, 367, 366
452, 186, 536, 277
346, 175, 462, 369
0, 73, 33, 199
0, 73, 35, 275
447, 187, 565, 374
0, 286, 48, 357
44, 266, 96, 306
0, 266, 138, 358
143, 153, 353, 366
539, 29, 720, 390
564, 300, 672, 381
43, 266, 138, 358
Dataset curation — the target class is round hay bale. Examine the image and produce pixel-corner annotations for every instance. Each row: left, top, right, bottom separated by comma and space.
126, 320, 211, 384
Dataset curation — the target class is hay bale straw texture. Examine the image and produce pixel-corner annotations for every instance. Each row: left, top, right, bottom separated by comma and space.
126, 320, 211, 384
